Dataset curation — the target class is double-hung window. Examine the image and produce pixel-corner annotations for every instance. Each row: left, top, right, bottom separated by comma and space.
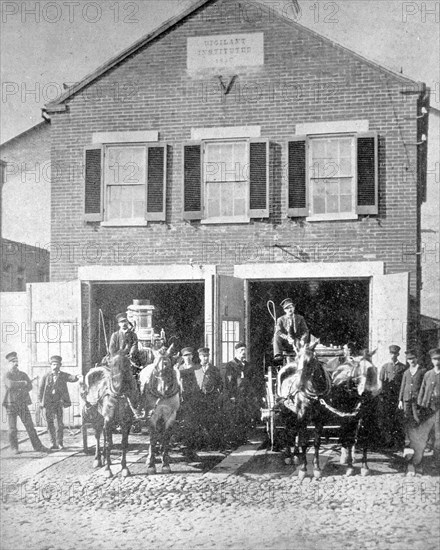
288, 132, 378, 220
309, 135, 356, 220
84, 141, 167, 224
105, 145, 146, 223
183, 138, 269, 222
204, 140, 248, 222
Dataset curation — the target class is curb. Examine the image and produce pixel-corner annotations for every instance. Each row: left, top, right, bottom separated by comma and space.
203, 436, 266, 479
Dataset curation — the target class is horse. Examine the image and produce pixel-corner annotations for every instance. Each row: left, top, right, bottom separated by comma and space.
139, 347, 181, 474
80, 352, 138, 478
278, 345, 380, 479
277, 341, 331, 480
319, 351, 381, 476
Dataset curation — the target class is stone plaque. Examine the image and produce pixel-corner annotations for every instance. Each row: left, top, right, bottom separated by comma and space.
187, 32, 264, 71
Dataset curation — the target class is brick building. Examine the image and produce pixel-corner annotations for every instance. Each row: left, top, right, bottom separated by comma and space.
9, 0, 428, 398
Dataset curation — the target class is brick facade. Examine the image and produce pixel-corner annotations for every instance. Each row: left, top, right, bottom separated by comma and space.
47, 0, 426, 312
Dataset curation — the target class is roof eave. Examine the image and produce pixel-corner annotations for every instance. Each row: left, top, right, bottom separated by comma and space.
45, 0, 424, 113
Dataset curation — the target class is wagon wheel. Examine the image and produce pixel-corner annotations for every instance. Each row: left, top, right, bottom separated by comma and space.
264, 366, 277, 450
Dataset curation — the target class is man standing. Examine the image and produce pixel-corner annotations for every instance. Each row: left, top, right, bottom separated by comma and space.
39, 355, 79, 450
407, 348, 440, 472
398, 350, 426, 428
273, 298, 309, 359
2, 352, 49, 454
378, 344, 407, 450
224, 342, 261, 446
194, 347, 223, 449
177, 347, 199, 459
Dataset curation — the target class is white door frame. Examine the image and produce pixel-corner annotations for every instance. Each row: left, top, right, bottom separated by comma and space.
234, 262, 384, 280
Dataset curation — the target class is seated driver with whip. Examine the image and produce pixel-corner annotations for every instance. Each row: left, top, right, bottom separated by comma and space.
272, 298, 310, 362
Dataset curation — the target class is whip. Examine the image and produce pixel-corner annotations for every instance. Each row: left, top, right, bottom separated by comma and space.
267, 300, 277, 333
99, 309, 109, 353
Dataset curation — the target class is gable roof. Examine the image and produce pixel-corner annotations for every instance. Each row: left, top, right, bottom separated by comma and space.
45, 0, 423, 113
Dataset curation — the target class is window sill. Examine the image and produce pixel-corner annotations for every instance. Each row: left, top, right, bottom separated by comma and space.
101, 220, 148, 227
201, 217, 250, 225
306, 214, 358, 222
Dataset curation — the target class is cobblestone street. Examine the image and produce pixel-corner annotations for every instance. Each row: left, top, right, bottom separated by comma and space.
1, 430, 439, 550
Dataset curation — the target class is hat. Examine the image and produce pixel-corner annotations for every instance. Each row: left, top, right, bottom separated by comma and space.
235, 342, 246, 350
405, 349, 417, 359
198, 347, 210, 355
5, 351, 17, 362
50, 355, 62, 364
181, 347, 194, 356
280, 298, 294, 309
429, 348, 440, 359
389, 345, 401, 353
116, 313, 128, 323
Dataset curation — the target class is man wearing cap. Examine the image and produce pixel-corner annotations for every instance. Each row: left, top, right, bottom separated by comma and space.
398, 351, 426, 426
378, 344, 407, 450
38, 356, 79, 450
177, 347, 200, 458
109, 313, 141, 366
194, 347, 224, 449
2, 352, 49, 454
405, 348, 440, 472
224, 342, 261, 446
273, 299, 309, 359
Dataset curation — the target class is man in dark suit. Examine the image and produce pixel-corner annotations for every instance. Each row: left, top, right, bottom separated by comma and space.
378, 344, 407, 450
224, 342, 261, 446
406, 348, 440, 472
398, 350, 426, 426
39, 355, 79, 450
273, 298, 309, 359
194, 347, 224, 449
2, 352, 49, 454
177, 347, 199, 459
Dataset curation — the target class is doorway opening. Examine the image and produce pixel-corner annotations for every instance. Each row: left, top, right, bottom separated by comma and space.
248, 278, 370, 367
90, 282, 205, 365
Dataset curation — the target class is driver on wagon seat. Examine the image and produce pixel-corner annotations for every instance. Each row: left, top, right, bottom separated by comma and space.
273, 298, 309, 362
109, 313, 141, 369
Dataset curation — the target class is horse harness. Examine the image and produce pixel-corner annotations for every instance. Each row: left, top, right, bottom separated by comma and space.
281, 362, 362, 418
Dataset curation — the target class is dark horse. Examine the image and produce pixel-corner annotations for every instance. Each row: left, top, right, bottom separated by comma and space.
80, 352, 138, 478
324, 352, 381, 476
278, 344, 380, 479
139, 348, 181, 474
